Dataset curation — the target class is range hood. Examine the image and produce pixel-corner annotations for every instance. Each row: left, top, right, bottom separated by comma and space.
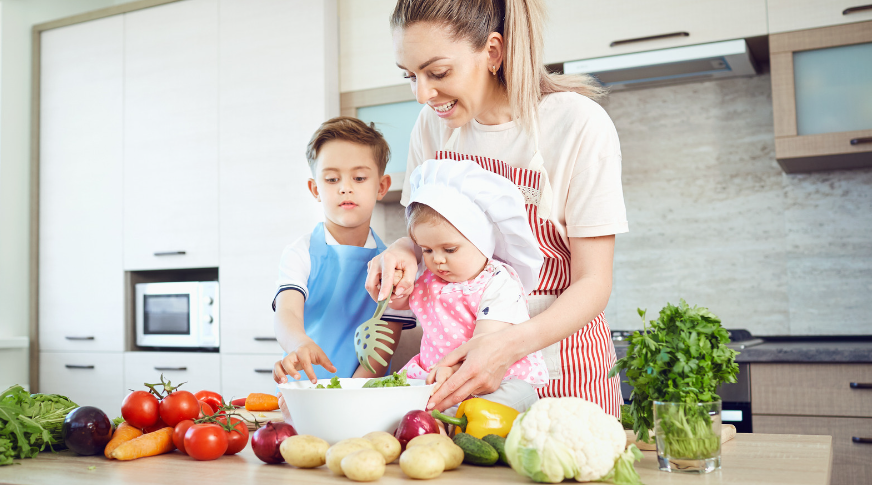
563, 39, 758, 90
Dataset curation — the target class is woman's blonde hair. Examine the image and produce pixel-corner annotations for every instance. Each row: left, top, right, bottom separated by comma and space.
390, 0, 606, 133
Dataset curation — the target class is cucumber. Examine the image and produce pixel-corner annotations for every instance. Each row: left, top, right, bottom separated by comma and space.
482, 434, 509, 466
452, 432, 498, 466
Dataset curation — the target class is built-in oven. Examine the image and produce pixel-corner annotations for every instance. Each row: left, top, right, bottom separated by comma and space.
135, 281, 219, 350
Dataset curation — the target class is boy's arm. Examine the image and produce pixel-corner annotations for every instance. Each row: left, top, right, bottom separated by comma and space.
273, 290, 336, 383
351, 320, 403, 378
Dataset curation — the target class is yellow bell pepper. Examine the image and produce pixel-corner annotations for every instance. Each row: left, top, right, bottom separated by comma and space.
431, 398, 519, 439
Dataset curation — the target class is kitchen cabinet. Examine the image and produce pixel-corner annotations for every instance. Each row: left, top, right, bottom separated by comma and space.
123, 352, 221, 395
217, 0, 330, 355
768, 0, 872, 34
219, 354, 283, 399
770, 21, 872, 172
751, 363, 872, 485
38, 16, 125, 353
39, 352, 124, 418
544, 0, 767, 64
339, 0, 400, 93
122, 0, 220, 271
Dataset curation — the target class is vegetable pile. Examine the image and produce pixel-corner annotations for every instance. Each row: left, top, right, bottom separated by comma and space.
314, 376, 343, 389
362, 369, 410, 388
609, 300, 739, 458
0, 385, 78, 465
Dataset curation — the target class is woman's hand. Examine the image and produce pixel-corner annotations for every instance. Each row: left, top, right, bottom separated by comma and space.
366, 237, 418, 301
426, 329, 523, 411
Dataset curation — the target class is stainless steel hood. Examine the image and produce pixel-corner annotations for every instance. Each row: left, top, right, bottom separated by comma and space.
563, 39, 758, 90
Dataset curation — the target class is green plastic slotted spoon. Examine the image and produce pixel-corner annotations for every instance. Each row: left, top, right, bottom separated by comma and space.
354, 278, 400, 373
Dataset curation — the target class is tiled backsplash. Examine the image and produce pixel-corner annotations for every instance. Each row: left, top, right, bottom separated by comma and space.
383, 74, 872, 336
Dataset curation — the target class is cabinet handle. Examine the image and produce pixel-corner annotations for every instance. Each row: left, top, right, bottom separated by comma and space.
154, 251, 186, 256
154, 366, 187, 371
843, 5, 872, 15
853, 437, 872, 444
254, 369, 272, 374
65, 364, 94, 369
611, 31, 689, 48
850, 382, 872, 389
253, 337, 278, 341
850, 137, 872, 145
65, 336, 95, 340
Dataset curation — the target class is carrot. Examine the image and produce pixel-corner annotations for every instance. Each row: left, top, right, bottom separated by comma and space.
244, 393, 279, 411
104, 422, 143, 459
110, 427, 175, 461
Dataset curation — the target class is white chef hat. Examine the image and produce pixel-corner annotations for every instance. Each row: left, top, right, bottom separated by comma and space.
406, 159, 543, 292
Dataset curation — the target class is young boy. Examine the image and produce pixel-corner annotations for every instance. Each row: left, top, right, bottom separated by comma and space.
271, 117, 415, 399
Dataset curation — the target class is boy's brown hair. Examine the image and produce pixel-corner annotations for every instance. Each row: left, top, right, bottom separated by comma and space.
305, 116, 391, 175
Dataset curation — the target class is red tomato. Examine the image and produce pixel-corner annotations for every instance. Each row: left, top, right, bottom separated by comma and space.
160, 390, 200, 427
142, 417, 170, 433
197, 400, 216, 419
173, 419, 196, 455
184, 424, 228, 461
194, 390, 222, 411
121, 391, 159, 429
217, 416, 249, 455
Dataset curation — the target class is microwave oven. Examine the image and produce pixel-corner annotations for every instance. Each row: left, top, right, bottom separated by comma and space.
135, 281, 219, 349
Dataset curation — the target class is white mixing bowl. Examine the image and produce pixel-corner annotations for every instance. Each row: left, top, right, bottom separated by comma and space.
278, 378, 434, 444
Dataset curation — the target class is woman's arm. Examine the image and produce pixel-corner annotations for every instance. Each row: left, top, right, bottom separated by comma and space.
426, 235, 615, 410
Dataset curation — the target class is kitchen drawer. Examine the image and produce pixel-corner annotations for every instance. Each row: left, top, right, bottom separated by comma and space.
754, 415, 872, 485
751, 363, 872, 418
768, 0, 872, 34
39, 352, 124, 418
124, 352, 221, 395
220, 353, 283, 401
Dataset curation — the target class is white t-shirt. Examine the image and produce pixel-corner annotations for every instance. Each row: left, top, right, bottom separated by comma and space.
273, 230, 417, 329
401, 92, 629, 245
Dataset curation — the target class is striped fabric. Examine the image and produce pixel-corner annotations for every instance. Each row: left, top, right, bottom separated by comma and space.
435, 149, 622, 419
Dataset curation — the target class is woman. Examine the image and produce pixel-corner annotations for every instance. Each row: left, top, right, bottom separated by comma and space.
366, 0, 627, 418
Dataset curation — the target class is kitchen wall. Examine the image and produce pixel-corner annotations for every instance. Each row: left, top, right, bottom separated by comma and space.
382, 74, 872, 337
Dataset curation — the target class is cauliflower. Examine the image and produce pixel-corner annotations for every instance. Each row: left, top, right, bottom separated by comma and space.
504, 397, 643, 484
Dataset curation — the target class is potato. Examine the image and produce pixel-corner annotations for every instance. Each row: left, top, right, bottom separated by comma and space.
326, 439, 375, 475
426, 441, 463, 470
400, 445, 445, 479
279, 434, 329, 468
406, 433, 453, 449
363, 431, 401, 463
341, 449, 386, 482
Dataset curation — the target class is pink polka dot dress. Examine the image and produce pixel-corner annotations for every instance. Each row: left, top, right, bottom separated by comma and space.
400, 260, 548, 388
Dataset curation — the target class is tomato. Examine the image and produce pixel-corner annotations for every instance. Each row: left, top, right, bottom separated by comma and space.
173, 419, 196, 455
217, 416, 249, 455
184, 424, 228, 461
142, 417, 170, 433
197, 400, 216, 419
121, 391, 159, 429
160, 390, 200, 427
194, 390, 222, 411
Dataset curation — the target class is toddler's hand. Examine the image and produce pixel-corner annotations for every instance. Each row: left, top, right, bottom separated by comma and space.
426, 366, 455, 397
272, 340, 337, 384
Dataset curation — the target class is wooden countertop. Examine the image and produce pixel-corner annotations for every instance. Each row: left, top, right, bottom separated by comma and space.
0, 434, 832, 485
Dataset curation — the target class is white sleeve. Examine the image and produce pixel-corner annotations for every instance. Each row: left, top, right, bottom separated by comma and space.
400, 107, 430, 207
476, 270, 530, 325
272, 234, 311, 311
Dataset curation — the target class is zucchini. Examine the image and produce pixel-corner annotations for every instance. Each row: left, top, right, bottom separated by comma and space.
452, 432, 498, 466
482, 434, 509, 466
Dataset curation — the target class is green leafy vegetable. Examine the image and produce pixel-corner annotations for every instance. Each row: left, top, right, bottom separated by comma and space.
314, 376, 342, 389
362, 369, 410, 388
0, 385, 79, 465
619, 404, 634, 430
609, 300, 739, 456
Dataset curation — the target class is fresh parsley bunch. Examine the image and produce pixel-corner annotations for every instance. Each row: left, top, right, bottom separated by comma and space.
609, 300, 739, 446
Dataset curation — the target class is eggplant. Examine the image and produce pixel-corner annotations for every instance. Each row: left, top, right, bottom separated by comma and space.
62, 406, 113, 455
394, 410, 440, 450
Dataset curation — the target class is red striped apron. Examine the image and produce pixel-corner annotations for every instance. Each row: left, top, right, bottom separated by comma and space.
435, 128, 623, 419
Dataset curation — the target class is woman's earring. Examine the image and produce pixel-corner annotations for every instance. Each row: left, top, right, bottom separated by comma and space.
490, 65, 498, 76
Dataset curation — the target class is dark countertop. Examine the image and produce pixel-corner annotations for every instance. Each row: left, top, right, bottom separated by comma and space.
614, 338, 872, 363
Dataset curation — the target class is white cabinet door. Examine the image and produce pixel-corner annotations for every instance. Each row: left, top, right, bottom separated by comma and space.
217, 0, 330, 354
40, 352, 125, 418
124, 352, 221, 395
39, 16, 125, 352
769, 1, 872, 34
545, 0, 768, 63
220, 353, 283, 400
339, 0, 401, 92
122, 0, 220, 270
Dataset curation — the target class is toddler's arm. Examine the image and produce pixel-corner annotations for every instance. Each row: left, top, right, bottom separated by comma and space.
272, 290, 336, 384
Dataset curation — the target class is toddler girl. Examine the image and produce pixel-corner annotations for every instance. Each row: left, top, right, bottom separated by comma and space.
390, 159, 548, 413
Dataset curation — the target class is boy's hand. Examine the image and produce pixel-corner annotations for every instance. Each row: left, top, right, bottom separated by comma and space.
273, 340, 337, 384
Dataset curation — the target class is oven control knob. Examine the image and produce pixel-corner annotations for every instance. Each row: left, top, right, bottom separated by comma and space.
206, 315, 214, 324
204, 296, 214, 305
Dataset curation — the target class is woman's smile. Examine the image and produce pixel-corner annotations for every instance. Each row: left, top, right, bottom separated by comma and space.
431, 99, 457, 117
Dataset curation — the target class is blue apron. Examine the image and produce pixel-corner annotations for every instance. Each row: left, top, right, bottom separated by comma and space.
287, 223, 387, 381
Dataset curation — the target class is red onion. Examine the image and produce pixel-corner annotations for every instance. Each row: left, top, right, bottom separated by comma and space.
251, 421, 297, 464
394, 410, 440, 450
